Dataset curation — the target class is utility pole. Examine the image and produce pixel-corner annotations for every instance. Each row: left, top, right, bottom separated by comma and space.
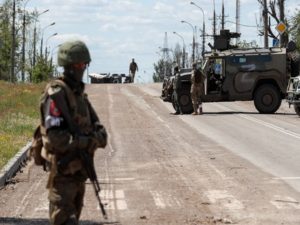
263, 0, 269, 48
22, 0, 31, 82
162, 32, 171, 79
221, 0, 225, 30
236, 0, 240, 44
278, 0, 287, 47
190, 2, 206, 57
213, 0, 216, 37
10, 0, 16, 83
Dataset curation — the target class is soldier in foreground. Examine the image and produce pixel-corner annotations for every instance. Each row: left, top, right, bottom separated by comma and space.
129, 58, 138, 83
172, 65, 183, 115
191, 62, 205, 115
39, 40, 107, 225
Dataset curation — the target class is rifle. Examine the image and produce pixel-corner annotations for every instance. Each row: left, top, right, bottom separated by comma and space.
51, 89, 108, 220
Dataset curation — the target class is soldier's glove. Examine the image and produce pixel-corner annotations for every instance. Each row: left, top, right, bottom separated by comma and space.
92, 124, 107, 148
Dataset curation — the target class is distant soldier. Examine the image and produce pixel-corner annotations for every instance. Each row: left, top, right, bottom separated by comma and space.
191, 62, 205, 115
129, 58, 138, 83
39, 40, 107, 225
172, 65, 183, 115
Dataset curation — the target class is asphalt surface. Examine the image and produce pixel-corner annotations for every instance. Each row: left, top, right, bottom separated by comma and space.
1, 83, 300, 225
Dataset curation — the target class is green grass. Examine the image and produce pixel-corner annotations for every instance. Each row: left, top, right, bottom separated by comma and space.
0, 81, 45, 169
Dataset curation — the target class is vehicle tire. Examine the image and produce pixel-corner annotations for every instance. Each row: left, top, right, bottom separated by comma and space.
254, 84, 281, 114
171, 89, 193, 114
294, 105, 300, 116
112, 78, 120, 83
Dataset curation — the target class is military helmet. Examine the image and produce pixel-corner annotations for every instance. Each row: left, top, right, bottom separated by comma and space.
58, 40, 91, 66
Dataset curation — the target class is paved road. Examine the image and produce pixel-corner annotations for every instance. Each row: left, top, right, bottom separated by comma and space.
1, 83, 300, 225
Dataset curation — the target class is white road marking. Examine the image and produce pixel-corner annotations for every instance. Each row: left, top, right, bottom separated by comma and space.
271, 195, 300, 209
116, 200, 128, 210
150, 191, 166, 208
149, 190, 182, 209
239, 114, 300, 140
273, 177, 300, 180
206, 190, 244, 210
215, 103, 300, 140
98, 189, 127, 210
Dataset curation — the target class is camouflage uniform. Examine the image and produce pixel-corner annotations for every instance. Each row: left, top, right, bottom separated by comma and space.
191, 64, 205, 115
172, 66, 182, 114
40, 40, 107, 225
129, 58, 138, 83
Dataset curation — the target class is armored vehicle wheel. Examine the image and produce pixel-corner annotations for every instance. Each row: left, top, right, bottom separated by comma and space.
172, 89, 193, 114
254, 84, 281, 114
294, 105, 300, 116
112, 78, 120, 83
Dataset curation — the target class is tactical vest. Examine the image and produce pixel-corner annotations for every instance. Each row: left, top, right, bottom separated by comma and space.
40, 79, 93, 174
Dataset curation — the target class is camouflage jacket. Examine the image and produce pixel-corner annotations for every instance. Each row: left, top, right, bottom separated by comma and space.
40, 78, 107, 176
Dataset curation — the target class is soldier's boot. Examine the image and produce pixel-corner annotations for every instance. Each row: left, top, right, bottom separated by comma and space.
198, 104, 203, 115
63, 215, 78, 225
179, 107, 183, 115
192, 104, 198, 115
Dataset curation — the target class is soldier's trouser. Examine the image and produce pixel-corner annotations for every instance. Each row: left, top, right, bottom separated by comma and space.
191, 87, 202, 112
48, 175, 85, 225
173, 91, 182, 113
130, 71, 136, 83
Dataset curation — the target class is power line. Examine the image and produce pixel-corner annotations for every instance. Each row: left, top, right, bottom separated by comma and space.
225, 20, 262, 28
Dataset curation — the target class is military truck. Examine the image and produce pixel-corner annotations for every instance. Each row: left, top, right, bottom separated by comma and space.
164, 47, 289, 114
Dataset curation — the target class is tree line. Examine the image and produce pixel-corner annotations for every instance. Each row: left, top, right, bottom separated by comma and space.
0, 0, 55, 83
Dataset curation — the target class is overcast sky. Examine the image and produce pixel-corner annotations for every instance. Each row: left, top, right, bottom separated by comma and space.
25, 0, 299, 83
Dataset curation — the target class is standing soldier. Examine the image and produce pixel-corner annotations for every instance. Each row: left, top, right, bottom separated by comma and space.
129, 58, 138, 83
39, 40, 107, 225
191, 62, 205, 115
172, 65, 183, 115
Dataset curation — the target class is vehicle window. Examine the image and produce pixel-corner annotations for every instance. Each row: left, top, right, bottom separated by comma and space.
231, 57, 246, 64
257, 55, 271, 62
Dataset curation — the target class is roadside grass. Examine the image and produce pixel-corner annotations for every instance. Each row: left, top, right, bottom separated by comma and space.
0, 81, 45, 169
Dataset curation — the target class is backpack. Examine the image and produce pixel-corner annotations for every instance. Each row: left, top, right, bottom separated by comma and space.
28, 125, 46, 167
194, 69, 203, 84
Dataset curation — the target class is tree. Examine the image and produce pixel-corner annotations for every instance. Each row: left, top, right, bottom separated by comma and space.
257, 0, 289, 47
31, 55, 52, 83
153, 58, 173, 82
290, 9, 300, 49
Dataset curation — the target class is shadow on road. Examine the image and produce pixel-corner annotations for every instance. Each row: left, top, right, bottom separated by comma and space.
199, 111, 296, 116
0, 217, 121, 225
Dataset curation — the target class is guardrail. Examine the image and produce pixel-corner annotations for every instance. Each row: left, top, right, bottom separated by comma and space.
0, 142, 31, 188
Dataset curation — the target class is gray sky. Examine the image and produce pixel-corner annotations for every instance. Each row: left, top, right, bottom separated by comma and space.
26, 0, 299, 83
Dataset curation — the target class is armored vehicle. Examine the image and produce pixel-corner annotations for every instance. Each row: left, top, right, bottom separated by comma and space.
164, 47, 289, 114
